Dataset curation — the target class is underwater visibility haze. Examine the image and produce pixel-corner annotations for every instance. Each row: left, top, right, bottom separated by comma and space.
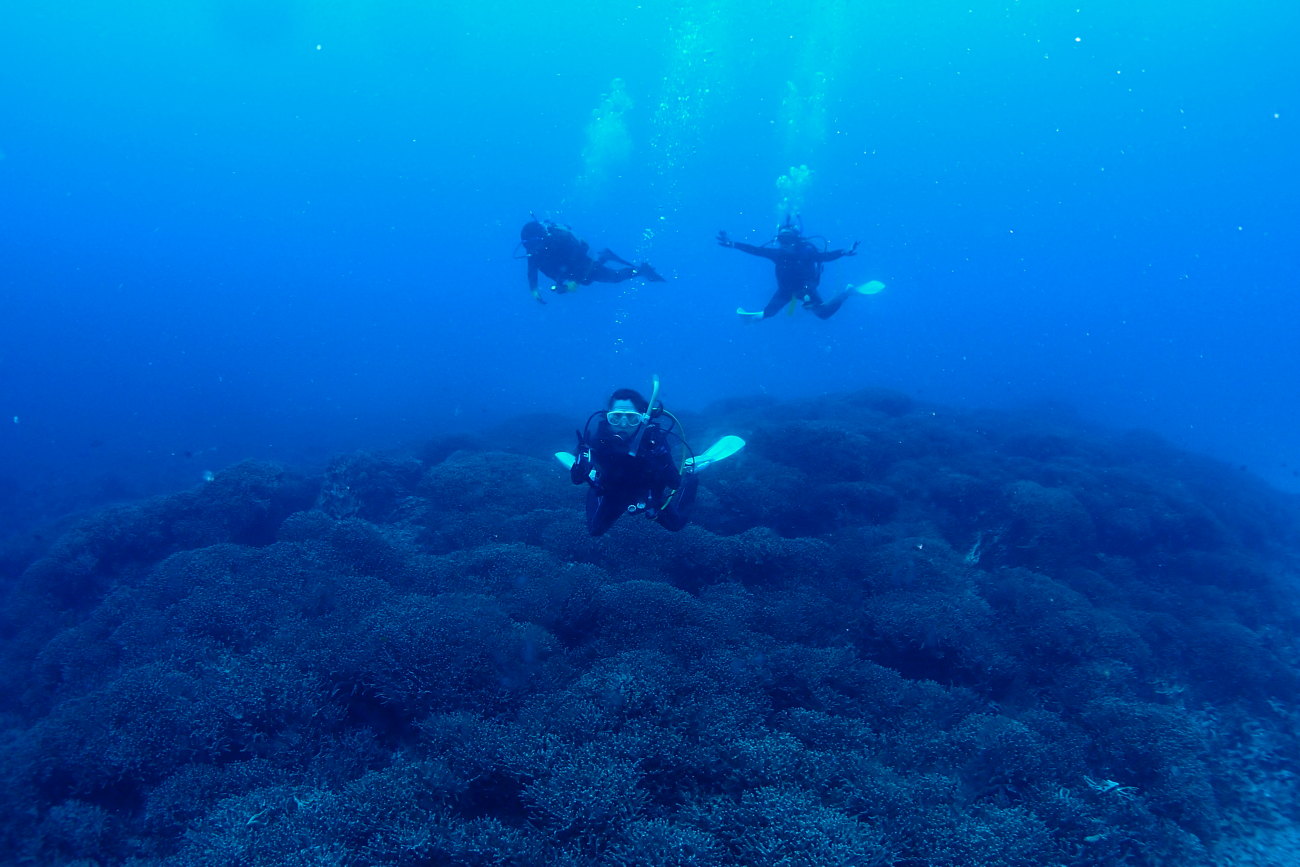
2, 1, 1300, 865
1, 0, 1298, 505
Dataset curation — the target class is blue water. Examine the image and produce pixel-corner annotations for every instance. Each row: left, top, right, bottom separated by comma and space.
3, 0, 1298, 508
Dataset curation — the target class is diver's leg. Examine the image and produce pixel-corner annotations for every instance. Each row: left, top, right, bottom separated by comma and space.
656, 473, 698, 532
808, 288, 854, 320
589, 256, 664, 284
585, 264, 627, 284
568, 258, 596, 286
598, 248, 664, 282
596, 248, 635, 267
587, 486, 626, 536
589, 265, 663, 285
635, 262, 666, 282
762, 285, 794, 319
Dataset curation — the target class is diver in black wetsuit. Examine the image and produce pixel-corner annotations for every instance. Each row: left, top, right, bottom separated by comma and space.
717, 219, 859, 320
520, 219, 666, 304
570, 387, 698, 536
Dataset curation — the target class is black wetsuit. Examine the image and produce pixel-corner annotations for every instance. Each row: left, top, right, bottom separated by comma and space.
731, 239, 853, 319
522, 222, 658, 294
571, 419, 698, 536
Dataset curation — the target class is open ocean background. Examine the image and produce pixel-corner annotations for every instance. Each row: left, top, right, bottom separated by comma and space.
2, 0, 1298, 515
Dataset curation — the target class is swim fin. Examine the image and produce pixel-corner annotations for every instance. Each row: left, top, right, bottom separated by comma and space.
685, 435, 746, 472
736, 308, 764, 321
638, 263, 667, 282
849, 280, 886, 295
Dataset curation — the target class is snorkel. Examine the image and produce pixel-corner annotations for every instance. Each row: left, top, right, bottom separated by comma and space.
627, 374, 660, 457
630, 373, 696, 473
648, 374, 661, 416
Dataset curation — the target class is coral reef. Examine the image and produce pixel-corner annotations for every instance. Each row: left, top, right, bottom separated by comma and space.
1, 391, 1297, 865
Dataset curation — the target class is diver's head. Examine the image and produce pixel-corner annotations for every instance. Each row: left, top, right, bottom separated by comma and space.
521, 220, 547, 247
605, 388, 649, 433
777, 223, 801, 248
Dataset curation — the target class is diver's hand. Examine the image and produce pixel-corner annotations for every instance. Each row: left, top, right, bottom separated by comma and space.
531, 287, 546, 304
847, 241, 860, 256
716, 230, 733, 248
571, 434, 594, 485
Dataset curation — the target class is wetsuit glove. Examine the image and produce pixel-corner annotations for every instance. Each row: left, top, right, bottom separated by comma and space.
571, 431, 593, 485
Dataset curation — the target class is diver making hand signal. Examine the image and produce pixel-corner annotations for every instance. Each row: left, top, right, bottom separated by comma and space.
718, 217, 881, 321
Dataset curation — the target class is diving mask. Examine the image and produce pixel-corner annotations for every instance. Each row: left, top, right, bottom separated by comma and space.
606, 410, 646, 428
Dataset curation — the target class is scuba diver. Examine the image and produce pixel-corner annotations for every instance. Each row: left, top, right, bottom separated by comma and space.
717, 217, 879, 320
555, 376, 745, 537
519, 217, 666, 304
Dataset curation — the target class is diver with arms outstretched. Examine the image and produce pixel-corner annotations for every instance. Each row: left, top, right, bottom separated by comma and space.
718, 217, 881, 320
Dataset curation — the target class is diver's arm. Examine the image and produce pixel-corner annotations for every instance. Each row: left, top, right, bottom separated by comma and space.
819, 241, 859, 261
527, 258, 545, 303
719, 230, 777, 259
571, 439, 594, 485
731, 242, 778, 259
